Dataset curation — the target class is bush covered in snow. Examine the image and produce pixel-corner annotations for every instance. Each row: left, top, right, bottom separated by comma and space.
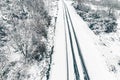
0, 0, 57, 80
73, 3, 118, 35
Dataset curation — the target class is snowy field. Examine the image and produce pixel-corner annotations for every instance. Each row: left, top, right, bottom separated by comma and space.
73, 0, 120, 80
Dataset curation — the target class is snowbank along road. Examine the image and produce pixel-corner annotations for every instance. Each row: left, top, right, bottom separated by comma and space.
49, 0, 115, 80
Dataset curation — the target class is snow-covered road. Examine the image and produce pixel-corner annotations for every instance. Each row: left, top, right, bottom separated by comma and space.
49, 0, 68, 80
49, 0, 115, 80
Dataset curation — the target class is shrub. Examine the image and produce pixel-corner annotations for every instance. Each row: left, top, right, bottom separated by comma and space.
74, 3, 118, 34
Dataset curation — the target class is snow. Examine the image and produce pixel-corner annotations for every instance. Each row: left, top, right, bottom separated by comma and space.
96, 32, 120, 80
0, 0, 58, 80
73, 1, 120, 79
86, 12, 120, 80
49, 0, 68, 80
93, 16, 120, 80
50, 0, 116, 80
65, 1, 115, 80
85, 3, 108, 11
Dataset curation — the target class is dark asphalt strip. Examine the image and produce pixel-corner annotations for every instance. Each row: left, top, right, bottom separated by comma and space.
64, 3, 90, 80
63, 1, 80, 80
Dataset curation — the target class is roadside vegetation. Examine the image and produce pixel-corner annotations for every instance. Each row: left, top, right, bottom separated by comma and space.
73, 0, 120, 34
0, 0, 58, 80
73, 0, 120, 78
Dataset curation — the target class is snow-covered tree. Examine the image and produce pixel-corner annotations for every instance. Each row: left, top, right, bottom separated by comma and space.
0, 0, 55, 80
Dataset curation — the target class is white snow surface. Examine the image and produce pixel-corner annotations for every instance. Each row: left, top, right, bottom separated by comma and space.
94, 16, 120, 80
49, 0, 67, 80
50, 0, 116, 80
65, 1, 115, 80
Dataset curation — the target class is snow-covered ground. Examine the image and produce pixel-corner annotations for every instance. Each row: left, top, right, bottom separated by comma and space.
49, 0, 68, 80
0, 0, 58, 80
66, 1, 115, 80
50, 0, 117, 80
1, 0, 120, 80
95, 16, 120, 80
73, 1, 120, 80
